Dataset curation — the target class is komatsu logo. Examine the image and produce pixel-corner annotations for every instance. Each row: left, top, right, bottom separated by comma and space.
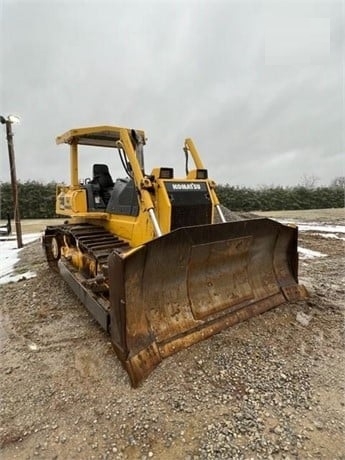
171, 183, 201, 191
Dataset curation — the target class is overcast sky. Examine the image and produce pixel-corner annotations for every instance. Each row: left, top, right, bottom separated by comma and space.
0, 0, 344, 187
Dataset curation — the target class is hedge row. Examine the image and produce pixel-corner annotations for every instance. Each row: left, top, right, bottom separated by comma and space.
216, 184, 344, 212
0, 181, 57, 219
0, 181, 343, 219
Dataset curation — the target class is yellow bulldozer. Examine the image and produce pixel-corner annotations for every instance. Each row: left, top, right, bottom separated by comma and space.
43, 125, 308, 386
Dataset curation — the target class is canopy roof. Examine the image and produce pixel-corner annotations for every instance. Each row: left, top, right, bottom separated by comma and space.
56, 126, 146, 148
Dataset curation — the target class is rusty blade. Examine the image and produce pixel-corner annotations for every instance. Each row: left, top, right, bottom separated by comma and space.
108, 218, 308, 386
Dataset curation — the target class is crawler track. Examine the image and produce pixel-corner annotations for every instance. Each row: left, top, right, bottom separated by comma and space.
43, 223, 131, 330
43, 223, 130, 279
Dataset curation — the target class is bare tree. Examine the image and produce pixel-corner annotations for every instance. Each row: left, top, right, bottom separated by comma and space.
299, 173, 320, 189
330, 176, 345, 188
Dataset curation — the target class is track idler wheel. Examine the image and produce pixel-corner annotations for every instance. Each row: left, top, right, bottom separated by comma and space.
43, 231, 63, 272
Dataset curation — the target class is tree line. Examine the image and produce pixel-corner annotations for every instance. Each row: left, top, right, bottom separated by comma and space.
0, 181, 57, 219
216, 184, 344, 212
0, 179, 343, 219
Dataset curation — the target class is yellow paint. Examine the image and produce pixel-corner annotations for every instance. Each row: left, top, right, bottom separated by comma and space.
70, 143, 79, 187
54, 125, 221, 247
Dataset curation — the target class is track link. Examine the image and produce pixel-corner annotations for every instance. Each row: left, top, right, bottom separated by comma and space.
43, 223, 130, 278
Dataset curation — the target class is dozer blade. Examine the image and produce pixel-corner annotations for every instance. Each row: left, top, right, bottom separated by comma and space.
108, 218, 308, 386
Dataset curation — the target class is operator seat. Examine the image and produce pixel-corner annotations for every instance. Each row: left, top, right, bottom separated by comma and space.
91, 164, 114, 205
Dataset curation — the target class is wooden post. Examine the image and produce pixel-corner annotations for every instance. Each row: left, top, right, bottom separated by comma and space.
1, 116, 23, 248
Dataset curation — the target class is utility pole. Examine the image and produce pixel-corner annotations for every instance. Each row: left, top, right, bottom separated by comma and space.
0, 115, 23, 248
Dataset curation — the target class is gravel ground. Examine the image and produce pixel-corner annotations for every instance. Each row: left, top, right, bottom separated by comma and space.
0, 209, 344, 459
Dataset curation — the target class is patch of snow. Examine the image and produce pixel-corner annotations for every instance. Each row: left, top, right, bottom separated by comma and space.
309, 232, 345, 241
0, 233, 40, 285
298, 246, 327, 259
298, 224, 345, 233
272, 219, 345, 234
1, 271, 37, 285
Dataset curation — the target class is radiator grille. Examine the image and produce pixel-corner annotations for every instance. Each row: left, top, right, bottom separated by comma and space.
164, 182, 212, 230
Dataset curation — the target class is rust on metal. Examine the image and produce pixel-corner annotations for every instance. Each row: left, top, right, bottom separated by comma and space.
108, 218, 308, 387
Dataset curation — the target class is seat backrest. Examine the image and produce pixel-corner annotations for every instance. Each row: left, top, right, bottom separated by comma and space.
92, 164, 114, 189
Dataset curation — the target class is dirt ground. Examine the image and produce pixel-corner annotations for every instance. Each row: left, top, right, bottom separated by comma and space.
0, 208, 344, 459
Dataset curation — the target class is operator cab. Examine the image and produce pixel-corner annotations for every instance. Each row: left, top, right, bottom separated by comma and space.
84, 163, 138, 216
55, 126, 145, 216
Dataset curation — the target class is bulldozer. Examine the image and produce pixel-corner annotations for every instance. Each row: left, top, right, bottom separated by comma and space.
43, 125, 308, 386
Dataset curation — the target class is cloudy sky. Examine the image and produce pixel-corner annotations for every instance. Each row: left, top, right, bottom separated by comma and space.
0, 0, 343, 187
